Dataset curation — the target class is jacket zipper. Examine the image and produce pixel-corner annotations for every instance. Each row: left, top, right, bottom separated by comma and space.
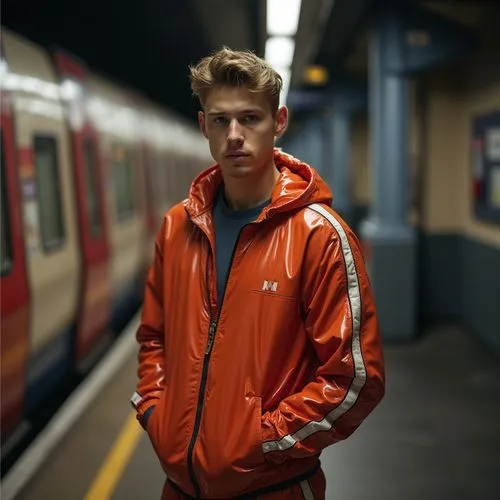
186, 226, 249, 498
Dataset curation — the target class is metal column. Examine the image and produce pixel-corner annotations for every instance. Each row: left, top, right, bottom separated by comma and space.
360, 5, 417, 341
327, 109, 351, 222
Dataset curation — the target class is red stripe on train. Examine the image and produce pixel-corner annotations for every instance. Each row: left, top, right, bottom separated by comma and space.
1, 90, 30, 440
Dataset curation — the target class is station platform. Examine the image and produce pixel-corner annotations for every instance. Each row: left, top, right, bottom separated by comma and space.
3, 319, 499, 500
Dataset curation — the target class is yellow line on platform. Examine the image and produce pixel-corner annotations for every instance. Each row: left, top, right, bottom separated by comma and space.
84, 411, 143, 500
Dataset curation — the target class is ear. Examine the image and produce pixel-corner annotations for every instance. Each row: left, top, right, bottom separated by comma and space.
198, 111, 208, 139
274, 106, 288, 138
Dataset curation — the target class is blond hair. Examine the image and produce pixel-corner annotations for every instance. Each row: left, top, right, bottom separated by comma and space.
189, 47, 283, 114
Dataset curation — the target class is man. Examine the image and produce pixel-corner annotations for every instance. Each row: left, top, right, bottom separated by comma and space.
131, 47, 385, 499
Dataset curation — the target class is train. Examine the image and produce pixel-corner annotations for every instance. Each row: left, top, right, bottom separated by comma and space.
0, 27, 212, 463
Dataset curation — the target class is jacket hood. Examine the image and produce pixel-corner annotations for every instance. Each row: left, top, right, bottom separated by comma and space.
185, 148, 333, 221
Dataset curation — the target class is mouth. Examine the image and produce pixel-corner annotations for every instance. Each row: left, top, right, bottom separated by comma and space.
226, 151, 250, 158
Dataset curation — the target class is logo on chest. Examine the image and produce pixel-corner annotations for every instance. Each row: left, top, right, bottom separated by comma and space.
262, 280, 279, 292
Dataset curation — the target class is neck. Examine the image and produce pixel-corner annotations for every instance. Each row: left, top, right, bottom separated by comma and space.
223, 161, 280, 211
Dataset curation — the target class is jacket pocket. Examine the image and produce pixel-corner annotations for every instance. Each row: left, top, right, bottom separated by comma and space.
197, 394, 265, 486
224, 394, 265, 470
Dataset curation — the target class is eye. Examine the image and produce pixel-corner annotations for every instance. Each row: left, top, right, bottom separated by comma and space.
213, 116, 227, 125
243, 115, 259, 123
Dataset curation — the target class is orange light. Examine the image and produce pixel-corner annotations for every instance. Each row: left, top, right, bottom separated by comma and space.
303, 65, 328, 85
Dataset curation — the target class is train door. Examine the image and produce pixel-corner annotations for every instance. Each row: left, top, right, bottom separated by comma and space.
53, 52, 112, 373
0, 76, 30, 449
2, 30, 82, 416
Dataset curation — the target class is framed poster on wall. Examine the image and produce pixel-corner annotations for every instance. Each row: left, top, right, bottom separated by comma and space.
471, 110, 500, 224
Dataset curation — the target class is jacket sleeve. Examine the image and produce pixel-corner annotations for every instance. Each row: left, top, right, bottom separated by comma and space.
261, 209, 385, 461
130, 218, 166, 428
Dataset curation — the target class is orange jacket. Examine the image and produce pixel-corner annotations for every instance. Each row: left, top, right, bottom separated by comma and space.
132, 149, 385, 498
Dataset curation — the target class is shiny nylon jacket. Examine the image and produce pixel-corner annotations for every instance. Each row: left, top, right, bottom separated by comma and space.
131, 149, 385, 498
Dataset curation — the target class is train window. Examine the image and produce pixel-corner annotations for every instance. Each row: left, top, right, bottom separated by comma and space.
1, 129, 13, 275
145, 149, 158, 209
34, 135, 65, 251
112, 145, 135, 221
83, 138, 103, 237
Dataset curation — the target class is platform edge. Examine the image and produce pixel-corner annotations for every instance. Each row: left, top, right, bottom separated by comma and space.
1, 311, 141, 500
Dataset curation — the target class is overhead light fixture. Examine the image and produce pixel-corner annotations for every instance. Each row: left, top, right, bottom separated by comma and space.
303, 65, 328, 85
266, 0, 302, 36
265, 36, 295, 68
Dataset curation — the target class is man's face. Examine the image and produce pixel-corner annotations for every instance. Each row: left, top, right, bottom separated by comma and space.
198, 85, 288, 179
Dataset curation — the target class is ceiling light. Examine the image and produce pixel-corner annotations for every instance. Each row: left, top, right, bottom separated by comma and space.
266, 0, 302, 36
265, 36, 295, 68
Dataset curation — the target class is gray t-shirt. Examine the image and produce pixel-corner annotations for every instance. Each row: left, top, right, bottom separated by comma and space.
212, 186, 270, 307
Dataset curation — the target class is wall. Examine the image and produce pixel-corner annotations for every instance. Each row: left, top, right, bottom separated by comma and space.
418, 17, 500, 351
346, 10, 500, 351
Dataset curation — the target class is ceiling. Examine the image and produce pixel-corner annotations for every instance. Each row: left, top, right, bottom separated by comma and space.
1, 0, 262, 125
2, 0, 376, 123
342, 0, 500, 78
10, 0, 482, 125
4, 0, 495, 127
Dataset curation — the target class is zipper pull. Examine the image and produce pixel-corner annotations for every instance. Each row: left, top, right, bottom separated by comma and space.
205, 321, 217, 355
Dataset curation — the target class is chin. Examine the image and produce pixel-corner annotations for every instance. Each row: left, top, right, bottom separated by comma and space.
222, 164, 255, 178
220, 157, 255, 174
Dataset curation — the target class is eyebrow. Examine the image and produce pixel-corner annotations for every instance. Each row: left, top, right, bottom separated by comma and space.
206, 109, 262, 116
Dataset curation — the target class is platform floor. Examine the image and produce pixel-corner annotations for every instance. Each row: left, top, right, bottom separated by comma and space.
12, 324, 500, 500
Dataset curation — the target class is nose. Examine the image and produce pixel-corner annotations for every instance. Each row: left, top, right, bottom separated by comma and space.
227, 118, 243, 143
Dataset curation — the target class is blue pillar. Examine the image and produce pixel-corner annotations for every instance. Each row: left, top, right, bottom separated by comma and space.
360, 4, 417, 341
327, 109, 351, 221
359, 2, 477, 342
372, 9, 409, 227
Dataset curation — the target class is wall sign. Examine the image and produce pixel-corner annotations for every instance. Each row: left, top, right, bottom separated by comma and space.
471, 111, 500, 224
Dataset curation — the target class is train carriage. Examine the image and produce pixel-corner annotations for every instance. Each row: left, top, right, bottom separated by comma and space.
0, 27, 211, 459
